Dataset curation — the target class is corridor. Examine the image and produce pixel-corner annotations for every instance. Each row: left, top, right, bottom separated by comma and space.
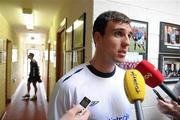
1, 0, 180, 120
0, 0, 91, 119
1, 80, 48, 120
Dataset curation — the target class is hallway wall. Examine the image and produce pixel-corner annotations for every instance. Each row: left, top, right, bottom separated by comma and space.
7, 33, 23, 103
0, 13, 11, 117
48, 0, 93, 98
0, 13, 22, 118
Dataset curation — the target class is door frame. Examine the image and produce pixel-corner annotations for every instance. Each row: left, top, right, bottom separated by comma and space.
5, 39, 11, 105
47, 43, 50, 101
56, 19, 67, 81
56, 30, 65, 81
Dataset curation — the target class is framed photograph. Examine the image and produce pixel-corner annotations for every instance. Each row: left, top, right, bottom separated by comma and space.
159, 54, 180, 83
129, 20, 148, 55
159, 22, 180, 53
0, 39, 6, 64
118, 20, 148, 70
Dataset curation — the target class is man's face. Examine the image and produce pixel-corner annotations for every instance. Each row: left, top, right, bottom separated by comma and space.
28, 54, 32, 59
96, 21, 132, 63
164, 64, 168, 70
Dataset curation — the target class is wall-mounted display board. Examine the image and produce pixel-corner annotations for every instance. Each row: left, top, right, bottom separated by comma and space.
118, 20, 148, 70
0, 39, 6, 64
159, 22, 180, 53
159, 54, 180, 83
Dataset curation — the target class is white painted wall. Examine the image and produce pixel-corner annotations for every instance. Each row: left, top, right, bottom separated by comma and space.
93, 0, 180, 120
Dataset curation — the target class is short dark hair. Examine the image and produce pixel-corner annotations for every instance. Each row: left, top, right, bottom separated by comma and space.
93, 11, 131, 36
29, 53, 34, 58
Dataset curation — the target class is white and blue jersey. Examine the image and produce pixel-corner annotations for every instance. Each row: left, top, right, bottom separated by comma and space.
48, 62, 132, 120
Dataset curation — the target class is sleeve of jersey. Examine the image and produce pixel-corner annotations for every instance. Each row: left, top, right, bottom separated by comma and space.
48, 80, 75, 120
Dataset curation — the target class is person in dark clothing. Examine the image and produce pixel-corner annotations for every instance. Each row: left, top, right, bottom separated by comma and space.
168, 64, 177, 78
23, 53, 41, 100
163, 64, 170, 78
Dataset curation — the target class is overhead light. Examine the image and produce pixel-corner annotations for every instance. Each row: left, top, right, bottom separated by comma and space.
22, 8, 34, 30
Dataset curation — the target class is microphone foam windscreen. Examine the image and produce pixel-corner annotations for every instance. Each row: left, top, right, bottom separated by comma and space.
124, 69, 146, 103
135, 60, 164, 88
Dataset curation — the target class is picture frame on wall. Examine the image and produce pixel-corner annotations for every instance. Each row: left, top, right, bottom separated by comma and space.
0, 39, 6, 64
159, 54, 180, 83
159, 22, 180, 53
129, 20, 148, 55
118, 20, 148, 70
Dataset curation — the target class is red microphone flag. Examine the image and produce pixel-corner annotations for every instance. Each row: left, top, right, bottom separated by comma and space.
135, 60, 164, 88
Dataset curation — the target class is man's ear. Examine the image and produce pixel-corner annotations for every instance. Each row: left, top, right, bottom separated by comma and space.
93, 32, 102, 45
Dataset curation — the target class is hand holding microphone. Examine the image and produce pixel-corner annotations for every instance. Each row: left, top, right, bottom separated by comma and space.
124, 69, 145, 120
135, 60, 180, 105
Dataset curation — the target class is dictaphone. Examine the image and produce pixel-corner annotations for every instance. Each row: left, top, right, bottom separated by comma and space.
153, 89, 165, 101
80, 96, 91, 108
76, 97, 91, 116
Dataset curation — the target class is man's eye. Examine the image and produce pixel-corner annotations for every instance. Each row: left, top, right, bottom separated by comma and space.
128, 34, 133, 39
114, 31, 123, 37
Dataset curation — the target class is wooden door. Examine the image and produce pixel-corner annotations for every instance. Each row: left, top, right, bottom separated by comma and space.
56, 30, 66, 81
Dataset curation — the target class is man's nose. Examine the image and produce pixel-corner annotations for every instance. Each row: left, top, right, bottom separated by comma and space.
121, 35, 130, 47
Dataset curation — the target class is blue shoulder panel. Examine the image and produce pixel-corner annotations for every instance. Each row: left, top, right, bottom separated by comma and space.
62, 68, 83, 83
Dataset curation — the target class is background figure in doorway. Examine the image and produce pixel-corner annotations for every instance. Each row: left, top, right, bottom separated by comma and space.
23, 53, 41, 100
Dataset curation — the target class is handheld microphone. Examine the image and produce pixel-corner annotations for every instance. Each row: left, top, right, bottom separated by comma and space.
124, 69, 145, 120
135, 60, 180, 104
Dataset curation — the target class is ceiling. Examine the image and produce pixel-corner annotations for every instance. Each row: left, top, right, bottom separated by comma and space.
0, 0, 61, 44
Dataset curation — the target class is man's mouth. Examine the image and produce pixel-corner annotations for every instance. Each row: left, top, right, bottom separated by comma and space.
117, 50, 127, 57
